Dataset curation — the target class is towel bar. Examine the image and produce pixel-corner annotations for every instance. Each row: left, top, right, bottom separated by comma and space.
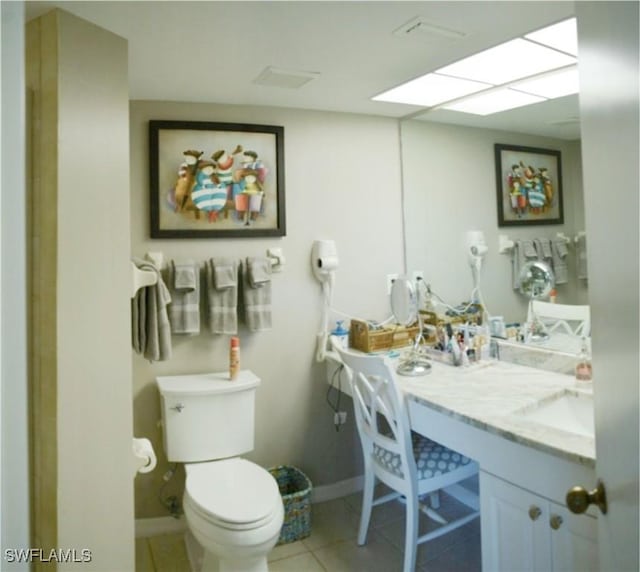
131, 261, 157, 298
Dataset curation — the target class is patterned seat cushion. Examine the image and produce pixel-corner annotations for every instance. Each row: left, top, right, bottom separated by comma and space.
373, 432, 472, 480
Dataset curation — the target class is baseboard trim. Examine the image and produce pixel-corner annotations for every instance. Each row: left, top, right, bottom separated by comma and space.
310, 475, 363, 504
135, 475, 364, 537
135, 515, 187, 538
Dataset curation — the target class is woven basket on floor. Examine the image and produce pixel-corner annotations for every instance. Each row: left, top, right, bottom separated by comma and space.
268, 465, 312, 544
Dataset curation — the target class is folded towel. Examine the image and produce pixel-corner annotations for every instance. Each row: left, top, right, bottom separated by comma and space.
174, 260, 197, 292
512, 239, 538, 290
552, 238, 569, 284
242, 257, 272, 332
131, 258, 172, 361
166, 259, 201, 335
246, 256, 272, 288
206, 258, 238, 334
533, 238, 553, 264
576, 233, 588, 280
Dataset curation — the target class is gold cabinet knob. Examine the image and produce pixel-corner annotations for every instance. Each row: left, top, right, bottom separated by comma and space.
566, 480, 608, 515
528, 505, 542, 521
550, 514, 563, 530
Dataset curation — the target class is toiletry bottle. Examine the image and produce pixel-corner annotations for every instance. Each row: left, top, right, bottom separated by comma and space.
575, 337, 592, 382
330, 320, 349, 349
229, 336, 240, 380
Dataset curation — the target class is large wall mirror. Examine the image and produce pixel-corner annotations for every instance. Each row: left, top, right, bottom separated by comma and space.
400, 95, 590, 349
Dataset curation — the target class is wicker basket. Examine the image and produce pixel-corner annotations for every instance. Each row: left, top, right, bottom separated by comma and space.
268, 465, 312, 544
349, 320, 420, 353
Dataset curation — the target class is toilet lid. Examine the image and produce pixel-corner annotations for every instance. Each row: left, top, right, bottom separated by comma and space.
185, 458, 280, 527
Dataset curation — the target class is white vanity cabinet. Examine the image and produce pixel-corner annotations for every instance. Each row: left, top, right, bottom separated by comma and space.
481, 472, 598, 572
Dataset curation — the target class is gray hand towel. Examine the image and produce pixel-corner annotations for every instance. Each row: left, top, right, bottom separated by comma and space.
206, 258, 238, 334
242, 257, 272, 332
576, 233, 588, 280
512, 239, 538, 290
131, 258, 172, 361
247, 256, 272, 288
552, 238, 569, 284
166, 259, 201, 335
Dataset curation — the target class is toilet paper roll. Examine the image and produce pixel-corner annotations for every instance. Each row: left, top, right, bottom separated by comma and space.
132, 437, 157, 475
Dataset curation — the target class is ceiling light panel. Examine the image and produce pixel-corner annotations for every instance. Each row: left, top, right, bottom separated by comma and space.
511, 67, 580, 99
436, 38, 576, 85
442, 88, 546, 116
373, 73, 491, 107
525, 18, 578, 56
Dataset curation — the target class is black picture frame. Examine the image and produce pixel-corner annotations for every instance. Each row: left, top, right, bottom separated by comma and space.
149, 120, 286, 238
494, 143, 563, 227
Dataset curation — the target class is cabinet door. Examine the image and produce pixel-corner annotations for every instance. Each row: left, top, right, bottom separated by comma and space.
549, 503, 598, 572
481, 472, 551, 572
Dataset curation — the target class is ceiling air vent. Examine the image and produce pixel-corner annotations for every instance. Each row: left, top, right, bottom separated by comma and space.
393, 16, 466, 41
253, 66, 320, 89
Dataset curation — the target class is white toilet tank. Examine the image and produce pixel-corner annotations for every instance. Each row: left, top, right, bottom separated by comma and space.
156, 370, 260, 463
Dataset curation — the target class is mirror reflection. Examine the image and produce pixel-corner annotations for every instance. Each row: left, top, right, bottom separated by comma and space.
400, 118, 590, 357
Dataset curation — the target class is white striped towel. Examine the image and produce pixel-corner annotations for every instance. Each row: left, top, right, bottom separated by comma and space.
206, 257, 238, 334
552, 238, 569, 284
242, 257, 272, 332
166, 259, 201, 335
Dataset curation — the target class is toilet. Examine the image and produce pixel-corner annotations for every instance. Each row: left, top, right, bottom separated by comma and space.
156, 370, 284, 572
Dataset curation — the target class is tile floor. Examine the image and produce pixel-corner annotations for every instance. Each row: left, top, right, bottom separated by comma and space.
136, 481, 481, 572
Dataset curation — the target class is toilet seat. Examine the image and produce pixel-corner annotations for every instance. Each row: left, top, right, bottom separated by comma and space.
185, 458, 281, 531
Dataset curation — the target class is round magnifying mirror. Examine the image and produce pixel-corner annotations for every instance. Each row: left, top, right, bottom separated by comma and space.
390, 276, 417, 326
518, 260, 555, 299
518, 261, 555, 342
390, 276, 431, 376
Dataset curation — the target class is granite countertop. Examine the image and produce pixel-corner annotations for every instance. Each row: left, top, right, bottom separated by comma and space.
395, 357, 596, 468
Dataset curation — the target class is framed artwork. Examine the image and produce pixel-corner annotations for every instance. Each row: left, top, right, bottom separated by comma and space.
494, 143, 563, 227
149, 120, 286, 238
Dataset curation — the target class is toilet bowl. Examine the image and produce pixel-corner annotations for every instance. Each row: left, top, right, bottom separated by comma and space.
183, 458, 284, 572
156, 371, 284, 572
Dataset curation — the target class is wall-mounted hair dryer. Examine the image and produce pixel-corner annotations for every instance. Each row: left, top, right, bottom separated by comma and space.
466, 230, 488, 270
311, 240, 339, 284
311, 240, 339, 362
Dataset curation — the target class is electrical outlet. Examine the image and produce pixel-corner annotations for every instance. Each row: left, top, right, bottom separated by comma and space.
334, 411, 347, 425
386, 273, 399, 294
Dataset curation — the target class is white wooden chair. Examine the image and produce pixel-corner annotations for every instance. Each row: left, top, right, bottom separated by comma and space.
527, 301, 591, 337
336, 347, 479, 572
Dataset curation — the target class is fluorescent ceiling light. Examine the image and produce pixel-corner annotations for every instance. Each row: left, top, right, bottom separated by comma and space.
436, 38, 576, 85
372, 73, 491, 107
525, 18, 578, 56
442, 88, 546, 116
511, 66, 580, 99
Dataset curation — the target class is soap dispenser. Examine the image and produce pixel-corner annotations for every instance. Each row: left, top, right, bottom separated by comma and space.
575, 337, 593, 382
330, 320, 349, 349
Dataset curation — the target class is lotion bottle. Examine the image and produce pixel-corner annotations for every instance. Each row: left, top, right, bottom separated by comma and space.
229, 336, 240, 380
575, 337, 592, 382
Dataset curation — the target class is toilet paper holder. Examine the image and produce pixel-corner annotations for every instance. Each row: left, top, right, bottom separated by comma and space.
132, 437, 157, 475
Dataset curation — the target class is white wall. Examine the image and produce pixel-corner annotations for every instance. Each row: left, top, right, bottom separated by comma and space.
130, 101, 405, 517
26, 10, 135, 569
1, 1, 30, 566
401, 120, 586, 323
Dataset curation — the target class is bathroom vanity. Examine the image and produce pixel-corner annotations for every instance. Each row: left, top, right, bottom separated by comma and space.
327, 354, 598, 571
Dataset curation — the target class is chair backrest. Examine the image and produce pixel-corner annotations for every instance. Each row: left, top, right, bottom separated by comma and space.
528, 300, 591, 337
336, 348, 417, 490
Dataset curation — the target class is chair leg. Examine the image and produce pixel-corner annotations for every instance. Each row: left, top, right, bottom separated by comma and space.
429, 491, 440, 509
357, 468, 375, 545
403, 498, 419, 572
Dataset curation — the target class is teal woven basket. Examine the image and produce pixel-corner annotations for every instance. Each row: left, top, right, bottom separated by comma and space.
268, 465, 312, 544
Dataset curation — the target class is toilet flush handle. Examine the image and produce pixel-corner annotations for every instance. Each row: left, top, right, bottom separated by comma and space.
170, 403, 185, 413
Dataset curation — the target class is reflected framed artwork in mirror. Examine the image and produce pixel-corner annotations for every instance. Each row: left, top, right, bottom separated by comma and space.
494, 143, 563, 227
149, 120, 286, 238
